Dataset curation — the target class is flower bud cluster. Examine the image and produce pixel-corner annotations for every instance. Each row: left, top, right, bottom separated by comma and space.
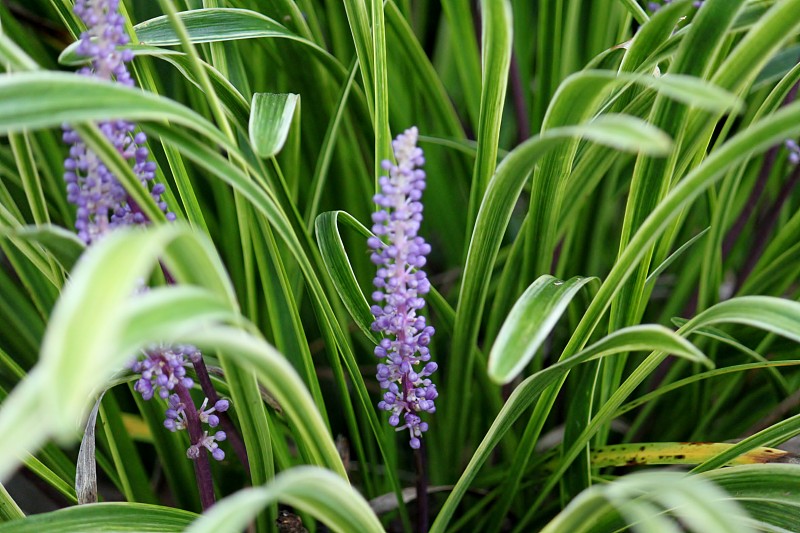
131, 346, 230, 462
165, 394, 230, 461
369, 127, 437, 449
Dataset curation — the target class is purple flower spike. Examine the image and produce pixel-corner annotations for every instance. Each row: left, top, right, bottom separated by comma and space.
64, 0, 173, 244
369, 127, 437, 448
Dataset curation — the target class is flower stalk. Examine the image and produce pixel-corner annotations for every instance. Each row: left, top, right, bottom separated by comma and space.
369, 126, 438, 450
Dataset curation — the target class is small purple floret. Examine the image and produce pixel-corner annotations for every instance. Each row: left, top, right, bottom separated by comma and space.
369, 127, 437, 448
188, 431, 227, 461
786, 139, 800, 166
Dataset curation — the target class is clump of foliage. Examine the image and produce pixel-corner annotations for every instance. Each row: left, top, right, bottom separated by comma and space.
0, 1, 799, 532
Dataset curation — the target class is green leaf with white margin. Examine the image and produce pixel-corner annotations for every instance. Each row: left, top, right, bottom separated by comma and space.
646, 227, 710, 285
0, 503, 196, 532
682, 296, 800, 345
702, 464, 800, 531
249, 93, 300, 158
0, 72, 228, 147
541, 471, 754, 533
526, 98, 800, 509
548, 297, 800, 520
430, 325, 708, 533
638, 74, 744, 114
176, 325, 346, 476
0, 484, 23, 521
134, 8, 289, 45
579, 114, 672, 153
130, 8, 346, 82
488, 275, 596, 384
315, 210, 377, 344
186, 467, 382, 533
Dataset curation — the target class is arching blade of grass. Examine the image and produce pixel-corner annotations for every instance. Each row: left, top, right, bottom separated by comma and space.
185, 467, 383, 533
0, 226, 347, 482
0, 503, 197, 533
132, 8, 344, 78
544, 297, 800, 525
540, 471, 753, 533
464, 0, 512, 233
315, 210, 377, 344
702, 464, 800, 531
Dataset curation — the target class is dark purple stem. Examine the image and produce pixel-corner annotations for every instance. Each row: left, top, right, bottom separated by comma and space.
415, 440, 429, 533
175, 384, 215, 510
509, 52, 530, 144
720, 145, 779, 260
191, 357, 250, 475
734, 162, 800, 292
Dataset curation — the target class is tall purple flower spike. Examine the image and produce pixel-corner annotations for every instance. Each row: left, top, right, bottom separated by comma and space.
63, 0, 173, 245
369, 127, 437, 449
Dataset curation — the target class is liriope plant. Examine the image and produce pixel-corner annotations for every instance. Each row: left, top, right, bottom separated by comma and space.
0, 1, 798, 532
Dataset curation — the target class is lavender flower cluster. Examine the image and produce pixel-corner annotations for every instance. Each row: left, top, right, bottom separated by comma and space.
64, 0, 173, 245
647, 0, 704, 12
368, 127, 437, 449
64, 0, 228, 463
133, 345, 229, 460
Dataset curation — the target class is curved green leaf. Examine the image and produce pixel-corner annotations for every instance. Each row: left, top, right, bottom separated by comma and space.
186, 467, 382, 533
0, 224, 84, 272
488, 275, 596, 384
0, 503, 196, 532
315, 210, 376, 343
703, 464, 800, 531
446, 113, 673, 440
0, 224, 344, 481
130, 8, 346, 82
0, 72, 228, 148
249, 93, 299, 158
541, 471, 753, 533
683, 296, 800, 344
